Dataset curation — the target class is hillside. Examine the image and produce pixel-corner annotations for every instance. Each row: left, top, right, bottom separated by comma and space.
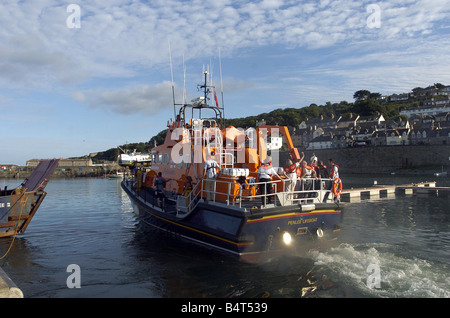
82, 84, 448, 163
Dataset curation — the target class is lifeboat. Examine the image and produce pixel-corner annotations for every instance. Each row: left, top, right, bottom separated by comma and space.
121, 70, 342, 262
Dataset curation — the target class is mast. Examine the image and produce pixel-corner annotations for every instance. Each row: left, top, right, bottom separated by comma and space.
202, 69, 208, 107
182, 53, 186, 105
168, 40, 176, 118
219, 48, 225, 120
175, 64, 225, 128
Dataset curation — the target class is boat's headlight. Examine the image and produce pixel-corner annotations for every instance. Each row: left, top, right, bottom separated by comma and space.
282, 232, 292, 245
316, 228, 324, 238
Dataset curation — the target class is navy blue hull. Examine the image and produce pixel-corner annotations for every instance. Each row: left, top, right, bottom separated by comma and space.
121, 180, 342, 261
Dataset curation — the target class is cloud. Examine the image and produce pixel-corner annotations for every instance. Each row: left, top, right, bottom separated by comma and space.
379, 0, 450, 37
74, 75, 255, 116
1, 0, 449, 117
1, 0, 449, 90
221, 77, 255, 93
75, 81, 180, 115
0, 33, 86, 86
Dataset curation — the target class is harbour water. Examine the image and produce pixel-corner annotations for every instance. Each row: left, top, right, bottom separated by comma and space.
0, 175, 449, 298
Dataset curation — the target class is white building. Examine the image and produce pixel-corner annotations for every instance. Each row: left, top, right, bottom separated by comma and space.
306, 134, 333, 150
400, 105, 450, 118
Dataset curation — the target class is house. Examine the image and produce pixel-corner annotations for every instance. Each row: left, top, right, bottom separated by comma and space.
349, 124, 376, 145
291, 126, 314, 148
410, 129, 431, 145
302, 115, 341, 130
306, 134, 333, 150
331, 134, 348, 148
371, 128, 409, 146
427, 128, 450, 145
438, 85, 450, 96
386, 128, 409, 146
400, 105, 450, 118
423, 96, 450, 107
357, 114, 385, 125
337, 113, 359, 128
371, 131, 387, 146
390, 93, 410, 102
434, 112, 450, 127
424, 85, 439, 95
0, 164, 20, 171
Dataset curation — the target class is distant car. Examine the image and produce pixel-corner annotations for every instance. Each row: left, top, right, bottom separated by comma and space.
354, 142, 367, 147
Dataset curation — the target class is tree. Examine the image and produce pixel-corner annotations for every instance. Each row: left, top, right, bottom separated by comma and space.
412, 87, 424, 97
353, 90, 371, 101
369, 92, 381, 99
353, 98, 385, 116
149, 129, 168, 147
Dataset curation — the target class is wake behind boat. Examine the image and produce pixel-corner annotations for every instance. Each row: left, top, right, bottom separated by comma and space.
121, 70, 342, 262
0, 159, 59, 238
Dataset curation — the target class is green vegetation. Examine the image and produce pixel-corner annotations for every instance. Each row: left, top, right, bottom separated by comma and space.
84, 84, 447, 162
223, 91, 405, 128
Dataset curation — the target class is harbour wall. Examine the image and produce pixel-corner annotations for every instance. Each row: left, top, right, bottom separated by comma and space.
279, 144, 450, 174
1, 144, 449, 179
0, 166, 115, 179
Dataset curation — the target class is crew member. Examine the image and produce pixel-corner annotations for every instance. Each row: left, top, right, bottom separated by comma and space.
183, 176, 193, 210
154, 172, 168, 210
283, 155, 302, 198
203, 151, 220, 202
317, 161, 329, 179
136, 168, 143, 190
257, 156, 281, 205
300, 160, 317, 197
328, 158, 342, 203
328, 159, 340, 181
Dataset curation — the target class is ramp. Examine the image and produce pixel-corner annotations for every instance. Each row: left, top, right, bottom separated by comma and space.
22, 158, 60, 191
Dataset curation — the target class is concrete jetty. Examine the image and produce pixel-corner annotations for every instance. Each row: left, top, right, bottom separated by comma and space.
0, 267, 23, 298
340, 181, 448, 202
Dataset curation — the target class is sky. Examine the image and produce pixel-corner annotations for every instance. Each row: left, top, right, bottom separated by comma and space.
1, 0, 449, 165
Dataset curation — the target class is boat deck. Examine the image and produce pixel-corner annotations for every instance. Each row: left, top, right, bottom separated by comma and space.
123, 176, 337, 219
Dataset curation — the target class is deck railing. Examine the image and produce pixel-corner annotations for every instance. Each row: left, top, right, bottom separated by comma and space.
124, 175, 335, 218
177, 177, 334, 215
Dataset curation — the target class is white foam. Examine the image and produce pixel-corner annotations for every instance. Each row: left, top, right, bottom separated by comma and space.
310, 243, 450, 297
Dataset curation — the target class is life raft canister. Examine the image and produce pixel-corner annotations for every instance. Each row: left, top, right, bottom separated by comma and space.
332, 178, 343, 197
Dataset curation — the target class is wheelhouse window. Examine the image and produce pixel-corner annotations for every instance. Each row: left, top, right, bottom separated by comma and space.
163, 153, 170, 165
157, 153, 163, 165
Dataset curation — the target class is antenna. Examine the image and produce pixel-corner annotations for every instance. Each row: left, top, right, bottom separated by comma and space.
219, 48, 225, 119
182, 53, 186, 105
168, 40, 176, 118
209, 58, 214, 88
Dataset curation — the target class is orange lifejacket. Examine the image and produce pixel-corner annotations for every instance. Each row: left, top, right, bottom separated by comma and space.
330, 163, 340, 179
302, 165, 314, 177
284, 163, 297, 174
296, 166, 302, 178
